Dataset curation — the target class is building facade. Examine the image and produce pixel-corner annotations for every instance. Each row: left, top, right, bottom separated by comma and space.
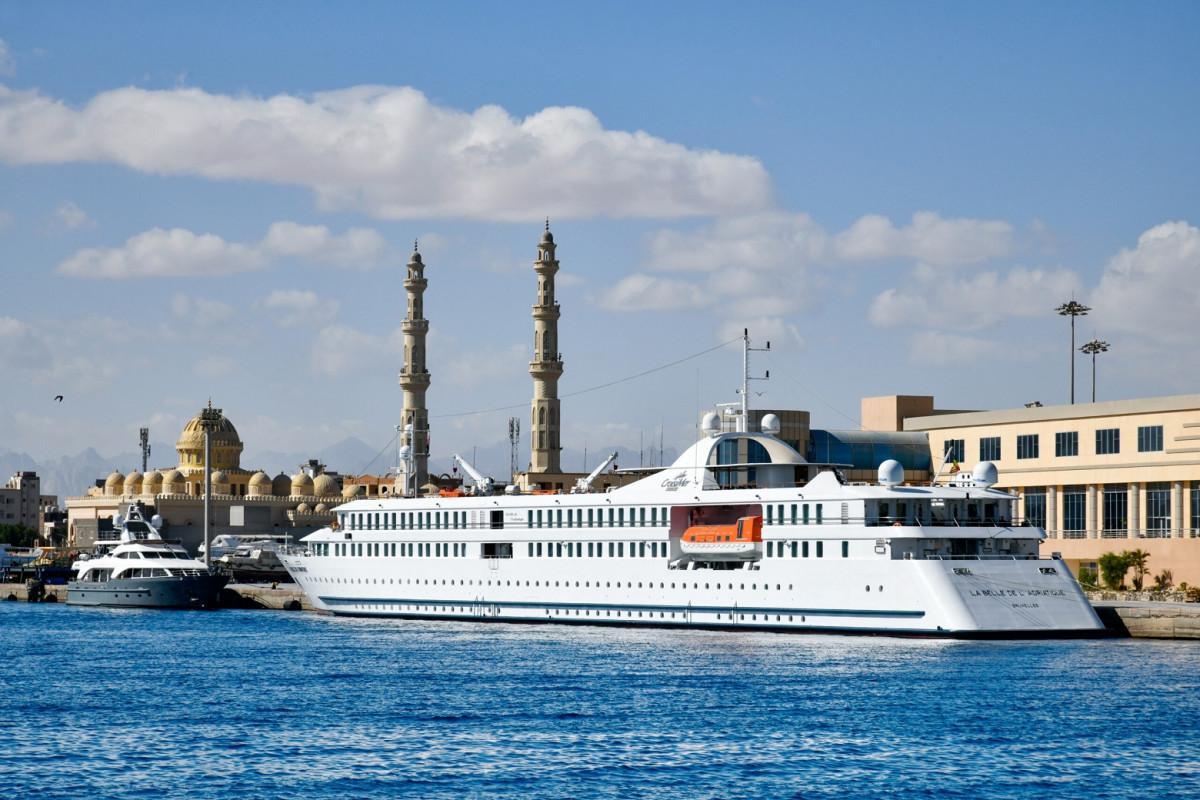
897, 394, 1200, 585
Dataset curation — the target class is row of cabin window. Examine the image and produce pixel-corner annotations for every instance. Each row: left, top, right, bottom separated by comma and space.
528, 541, 668, 558
528, 507, 669, 528
321, 542, 468, 558
765, 540, 849, 558
344, 511, 472, 532
764, 504, 826, 525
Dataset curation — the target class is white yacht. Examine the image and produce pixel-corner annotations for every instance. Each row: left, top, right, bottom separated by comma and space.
279, 414, 1107, 638
67, 503, 227, 609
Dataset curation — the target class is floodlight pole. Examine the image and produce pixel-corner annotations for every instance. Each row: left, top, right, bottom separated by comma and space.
1080, 339, 1110, 403
1056, 300, 1091, 404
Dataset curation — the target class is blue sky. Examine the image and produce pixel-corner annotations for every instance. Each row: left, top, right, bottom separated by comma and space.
2, 1, 1198, 478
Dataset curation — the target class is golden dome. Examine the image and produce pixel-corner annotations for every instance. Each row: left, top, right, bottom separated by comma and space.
342, 484, 359, 499
296, 502, 312, 515
176, 401, 243, 472
211, 470, 230, 486
123, 471, 143, 494
162, 469, 185, 492
314, 502, 329, 514
105, 471, 124, 496
248, 471, 271, 486
291, 472, 314, 497
313, 474, 339, 496
142, 471, 163, 494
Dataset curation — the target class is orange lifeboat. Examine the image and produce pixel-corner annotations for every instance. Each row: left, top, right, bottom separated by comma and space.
680, 516, 763, 561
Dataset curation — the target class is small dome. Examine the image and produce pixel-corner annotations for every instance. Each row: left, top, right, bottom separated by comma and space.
211, 470, 230, 486
162, 469, 185, 492
314, 503, 329, 514
313, 474, 339, 496
272, 472, 292, 496
342, 484, 360, 499
142, 470, 163, 495
123, 471, 143, 494
291, 472, 314, 497
248, 471, 271, 487
541, 228, 554, 244
296, 502, 312, 515
104, 471, 124, 496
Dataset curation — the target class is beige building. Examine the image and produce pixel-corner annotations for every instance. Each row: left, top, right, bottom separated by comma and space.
67, 405, 369, 555
876, 394, 1200, 585
1, 471, 44, 530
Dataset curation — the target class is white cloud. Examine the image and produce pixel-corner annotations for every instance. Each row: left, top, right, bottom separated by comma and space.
834, 211, 1016, 266
641, 212, 830, 273
905, 330, 1011, 367
309, 324, 402, 377
0, 83, 774, 221
171, 294, 236, 326
1090, 221, 1200, 345
594, 274, 711, 312
0, 316, 52, 372
868, 263, 1080, 330
716, 319, 804, 352
439, 343, 527, 389
256, 289, 340, 328
52, 200, 97, 230
55, 221, 390, 278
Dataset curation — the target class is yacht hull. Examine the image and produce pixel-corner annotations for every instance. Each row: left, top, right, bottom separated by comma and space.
66, 573, 228, 609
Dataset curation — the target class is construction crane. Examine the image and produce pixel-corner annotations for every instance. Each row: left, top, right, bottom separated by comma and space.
572, 451, 618, 494
451, 454, 494, 495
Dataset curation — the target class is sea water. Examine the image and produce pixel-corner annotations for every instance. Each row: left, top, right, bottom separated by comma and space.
2, 603, 1198, 800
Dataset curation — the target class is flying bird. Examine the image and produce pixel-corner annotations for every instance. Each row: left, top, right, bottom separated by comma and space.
54, 395, 63, 402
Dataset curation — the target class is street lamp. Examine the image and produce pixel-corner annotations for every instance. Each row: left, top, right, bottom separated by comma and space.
1056, 300, 1091, 404
198, 400, 223, 568
1079, 339, 1110, 403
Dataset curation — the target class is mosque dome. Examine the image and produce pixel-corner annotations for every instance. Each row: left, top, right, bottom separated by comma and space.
313, 474, 339, 496
314, 503, 329, 514
541, 228, 554, 244
123, 471, 143, 495
176, 401, 243, 472
342, 484, 360, 499
211, 470, 230, 488
142, 470, 163, 495
291, 472, 314, 497
105, 471, 125, 496
247, 471, 271, 496
272, 472, 292, 497
162, 469, 185, 493
296, 502, 312, 515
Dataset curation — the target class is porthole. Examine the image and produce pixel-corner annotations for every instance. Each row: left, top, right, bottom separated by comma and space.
866, 585, 871, 592
879, 585, 884, 592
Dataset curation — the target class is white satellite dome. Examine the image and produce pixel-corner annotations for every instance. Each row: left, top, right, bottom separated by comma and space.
701, 412, 721, 437
971, 461, 999, 489
877, 459, 904, 488
761, 413, 781, 436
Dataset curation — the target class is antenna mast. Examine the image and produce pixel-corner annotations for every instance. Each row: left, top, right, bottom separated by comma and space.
139, 427, 150, 472
508, 417, 520, 484
738, 329, 771, 432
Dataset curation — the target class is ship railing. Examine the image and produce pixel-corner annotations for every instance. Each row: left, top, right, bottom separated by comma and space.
923, 554, 1045, 561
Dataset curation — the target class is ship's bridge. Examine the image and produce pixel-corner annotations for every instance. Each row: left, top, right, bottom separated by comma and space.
652, 412, 811, 492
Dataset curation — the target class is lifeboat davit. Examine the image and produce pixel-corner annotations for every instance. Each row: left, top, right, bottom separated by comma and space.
680, 515, 763, 561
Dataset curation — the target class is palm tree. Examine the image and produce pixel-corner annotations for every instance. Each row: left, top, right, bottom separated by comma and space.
1126, 548, 1150, 591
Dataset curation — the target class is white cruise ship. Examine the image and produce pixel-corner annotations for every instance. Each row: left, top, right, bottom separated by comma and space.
278, 414, 1107, 638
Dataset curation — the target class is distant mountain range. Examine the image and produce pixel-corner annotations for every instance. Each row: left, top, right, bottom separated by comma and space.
1, 438, 678, 500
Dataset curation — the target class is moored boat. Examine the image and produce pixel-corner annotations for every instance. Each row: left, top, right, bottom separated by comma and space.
67, 503, 227, 609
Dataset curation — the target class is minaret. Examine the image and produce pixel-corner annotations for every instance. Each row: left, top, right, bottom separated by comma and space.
399, 241, 430, 494
530, 221, 563, 474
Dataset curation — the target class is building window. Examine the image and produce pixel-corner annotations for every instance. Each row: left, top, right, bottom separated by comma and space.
1062, 486, 1086, 538
1103, 485, 1127, 539
1146, 482, 1171, 537
1024, 487, 1046, 529
1016, 434, 1039, 460
979, 437, 1000, 462
1138, 425, 1164, 453
943, 439, 965, 463
1191, 485, 1200, 538
1055, 431, 1078, 458
1096, 428, 1120, 455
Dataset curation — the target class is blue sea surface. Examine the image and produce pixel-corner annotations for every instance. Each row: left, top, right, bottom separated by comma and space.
2, 603, 1198, 800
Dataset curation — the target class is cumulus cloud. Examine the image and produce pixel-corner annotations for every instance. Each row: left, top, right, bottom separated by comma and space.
868, 263, 1080, 330
1090, 221, 1200, 345
904, 330, 1011, 367
171, 294, 236, 326
56, 221, 389, 278
595, 274, 712, 312
52, 201, 97, 230
310, 324, 403, 377
0, 83, 773, 221
0, 316, 52, 372
256, 289, 341, 328
835, 212, 1016, 266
